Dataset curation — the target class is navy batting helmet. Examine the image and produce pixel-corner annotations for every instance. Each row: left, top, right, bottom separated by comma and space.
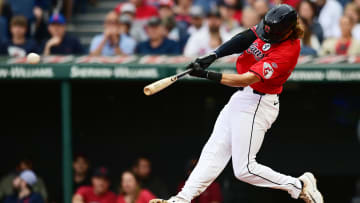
256, 4, 298, 43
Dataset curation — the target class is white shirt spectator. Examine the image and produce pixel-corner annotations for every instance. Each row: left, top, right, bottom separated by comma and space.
187, 24, 206, 35
184, 27, 231, 57
318, 0, 343, 38
353, 24, 360, 41
334, 23, 360, 41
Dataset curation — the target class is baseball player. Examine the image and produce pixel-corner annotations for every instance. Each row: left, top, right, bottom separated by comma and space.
150, 4, 323, 203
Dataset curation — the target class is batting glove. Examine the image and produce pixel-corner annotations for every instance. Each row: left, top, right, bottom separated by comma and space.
194, 52, 217, 70
187, 62, 222, 83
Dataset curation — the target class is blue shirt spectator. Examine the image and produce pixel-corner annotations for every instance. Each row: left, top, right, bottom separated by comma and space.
136, 38, 181, 55
136, 17, 181, 55
0, 39, 38, 56
90, 11, 136, 56
4, 193, 44, 203
42, 13, 84, 55
8, 0, 50, 20
3, 170, 45, 203
90, 34, 136, 56
42, 34, 84, 55
0, 15, 39, 56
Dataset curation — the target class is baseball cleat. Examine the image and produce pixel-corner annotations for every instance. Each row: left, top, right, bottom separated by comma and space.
299, 172, 324, 203
149, 196, 189, 203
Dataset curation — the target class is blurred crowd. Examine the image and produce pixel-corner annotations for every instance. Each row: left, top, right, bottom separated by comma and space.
0, 156, 222, 203
0, 0, 360, 58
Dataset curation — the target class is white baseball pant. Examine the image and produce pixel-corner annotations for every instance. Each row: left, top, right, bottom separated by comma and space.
178, 86, 302, 201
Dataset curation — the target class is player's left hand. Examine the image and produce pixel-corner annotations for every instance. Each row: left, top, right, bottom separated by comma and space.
187, 62, 207, 78
194, 52, 217, 70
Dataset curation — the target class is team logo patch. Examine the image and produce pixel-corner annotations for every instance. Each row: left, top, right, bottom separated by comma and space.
263, 62, 274, 79
264, 25, 271, 33
262, 43, 271, 51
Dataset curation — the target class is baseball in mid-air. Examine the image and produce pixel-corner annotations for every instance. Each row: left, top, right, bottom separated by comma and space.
26, 53, 41, 64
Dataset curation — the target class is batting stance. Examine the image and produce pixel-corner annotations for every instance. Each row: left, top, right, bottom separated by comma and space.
150, 4, 323, 203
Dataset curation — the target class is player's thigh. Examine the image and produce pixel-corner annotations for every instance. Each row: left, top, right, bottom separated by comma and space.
201, 104, 232, 156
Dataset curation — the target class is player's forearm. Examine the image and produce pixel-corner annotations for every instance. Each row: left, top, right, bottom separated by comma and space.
220, 72, 260, 87
214, 29, 257, 58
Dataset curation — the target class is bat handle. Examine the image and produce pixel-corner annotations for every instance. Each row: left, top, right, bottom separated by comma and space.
176, 63, 196, 79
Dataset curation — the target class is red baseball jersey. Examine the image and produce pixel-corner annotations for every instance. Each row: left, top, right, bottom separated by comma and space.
236, 27, 301, 94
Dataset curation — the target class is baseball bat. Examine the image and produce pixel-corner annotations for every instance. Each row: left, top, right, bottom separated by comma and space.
144, 68, 193, 96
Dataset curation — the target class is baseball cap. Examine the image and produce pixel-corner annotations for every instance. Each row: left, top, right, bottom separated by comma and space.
207, 8, 221, 18
147, 16, 162, 26
218, 1, 236, 9
190, 6, 205, 18
49, 13, 66, 24
119, 14, 132, 25
93, 166, 110, 179
121, 3, 136, 14
159, 0, 174, 7
19, 170, 37, 186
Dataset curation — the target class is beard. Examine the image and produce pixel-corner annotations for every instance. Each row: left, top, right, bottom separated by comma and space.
209, 25, 220, 34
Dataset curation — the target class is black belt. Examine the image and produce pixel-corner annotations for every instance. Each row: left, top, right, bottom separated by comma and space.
237, 87, 266, 96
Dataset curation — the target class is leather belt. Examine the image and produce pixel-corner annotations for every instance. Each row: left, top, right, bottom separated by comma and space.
237, 87, 266, 96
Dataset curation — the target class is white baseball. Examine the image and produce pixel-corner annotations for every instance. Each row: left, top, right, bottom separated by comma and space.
26, 53, 41, 64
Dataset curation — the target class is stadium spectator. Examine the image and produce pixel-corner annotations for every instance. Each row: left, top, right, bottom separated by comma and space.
177, 159, 223, 203
136, 17, 181, 55
187, 6, 206, 35
174, 0, 193, 25
90, 11, 136, 56
42, 13, 84, 55
254, 0, 270, 19
115, 0, 158, 20
3, 170, 44, 203
297, 0, 324, 43
119, 14, 133, 36
73, 154, 91, 193
219, 1, 240, 33
158, 0, 190, 49
117, 171, 156, 203
0, 0, 13, 40
193, 0, 219, 13
316, 0, 343, 38
159, 0, 180, 40
184, 9, 231, 56
240, 6, 261, 29
118, 3, 148, 42
0, 16, 38, 57
342, 2, 360, 40
222, 0, 243, 23
0, 159, 48, 202
73, 167, 117, 203
7, 0, 50, 40
132, 157, 169, 199
299, 17, 320, 55
320, 15, 360, 55
7, 0, 43, 20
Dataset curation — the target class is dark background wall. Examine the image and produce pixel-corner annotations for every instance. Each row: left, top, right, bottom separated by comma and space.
0, 81, 359, 203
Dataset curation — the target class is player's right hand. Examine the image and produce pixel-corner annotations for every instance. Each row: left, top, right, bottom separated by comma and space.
194, 52, 217, 70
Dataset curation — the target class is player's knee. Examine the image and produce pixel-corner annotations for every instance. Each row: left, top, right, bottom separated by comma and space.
234, 161, 259, 182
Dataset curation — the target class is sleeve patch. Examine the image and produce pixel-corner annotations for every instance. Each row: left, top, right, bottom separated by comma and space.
263, 62, 274, 79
